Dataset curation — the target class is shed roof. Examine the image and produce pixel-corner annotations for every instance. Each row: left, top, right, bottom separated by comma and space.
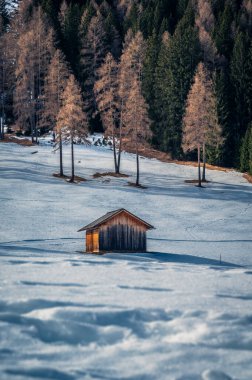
78, 208, 154, 232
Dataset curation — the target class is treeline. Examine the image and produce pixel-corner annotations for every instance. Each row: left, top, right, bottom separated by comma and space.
0, 0, 252, 176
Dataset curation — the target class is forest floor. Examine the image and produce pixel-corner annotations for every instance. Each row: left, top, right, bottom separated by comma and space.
0, 141, 252, 380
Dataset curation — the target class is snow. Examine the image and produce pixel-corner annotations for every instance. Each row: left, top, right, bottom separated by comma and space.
0, 142, 252, 380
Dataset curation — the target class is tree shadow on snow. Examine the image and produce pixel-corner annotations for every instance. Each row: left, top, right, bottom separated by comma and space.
149, 252, 241, 268
110, 251, 241, 269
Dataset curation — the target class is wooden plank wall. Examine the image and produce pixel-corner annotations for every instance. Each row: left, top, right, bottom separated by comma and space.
99, 226, 146, 252
99, 213, 147, 252
86, 231, 93, 252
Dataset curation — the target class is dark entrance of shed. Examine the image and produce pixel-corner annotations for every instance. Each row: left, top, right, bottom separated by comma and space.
78, 209, 154, 253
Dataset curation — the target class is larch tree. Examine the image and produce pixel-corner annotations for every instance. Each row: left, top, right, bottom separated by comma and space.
124, 76, 151, 186
94, 52, 121, 173
182, 62, 222, 186
0, 0, 31, 139
195, 0, 218, 67
56, 74, 89, 183
42, 49, 71, 176
79, 11, 108, 126
116, 30, 146, 175
14, 5, 55, 141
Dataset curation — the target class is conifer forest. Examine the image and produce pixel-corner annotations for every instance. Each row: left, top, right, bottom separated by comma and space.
1, 2, 252, 379
0, 0, 252, 174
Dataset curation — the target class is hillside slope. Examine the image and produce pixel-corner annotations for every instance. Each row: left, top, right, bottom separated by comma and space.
0, 143, 252, 380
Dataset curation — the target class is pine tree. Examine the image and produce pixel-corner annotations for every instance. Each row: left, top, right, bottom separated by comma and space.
214, 3, 234, 58
0, 0, 9, 31
230, 31, 250, 164
142, 31, 159, 105
155, 4, 201, 157
56, 74, 89, 182
59, 2, 81, 73
182, 62, 222, 186
240, 124, 252, 173
124, 2, 139, 33
246, 40, 252, 122
214, 66, 235, 166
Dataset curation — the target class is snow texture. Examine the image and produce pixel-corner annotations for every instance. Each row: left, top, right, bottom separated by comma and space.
0, 142, 252, 380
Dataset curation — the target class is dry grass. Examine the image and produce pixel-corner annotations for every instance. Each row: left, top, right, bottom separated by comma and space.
127, 181, 148, 189
122, 140, 231, 172
0, 135, 34, 146
185, 179, 210, 184
93, 172, 129, 179
53, 173, 87, 183
243, 173, 252, 184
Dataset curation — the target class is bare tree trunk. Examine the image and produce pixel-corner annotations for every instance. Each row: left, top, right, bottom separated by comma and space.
0, 117, 3, 140
1, 55, 5, 140
31, 111, 35, 143
202, 142, 206, 182
136, 136, 140, 186
35, 112, 38, 144
117, 137, 122, 174
117, 105, 123, 174
197, 145, 202, 187
112, 134, 118, 174
70, 135, 74, 182
59, 131, 63, 176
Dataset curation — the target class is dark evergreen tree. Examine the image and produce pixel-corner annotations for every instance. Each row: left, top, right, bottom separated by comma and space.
240, 123, 252, 174
214, 3, 234, 58
214, 67, 235, 166
60, 2, 82, 74
154, 4, 201, 157
0, 1, 9, 31
124, 2, 139, 34
152, 31, 170, 147
142, 31, 159, 108
230, 31, 250, 164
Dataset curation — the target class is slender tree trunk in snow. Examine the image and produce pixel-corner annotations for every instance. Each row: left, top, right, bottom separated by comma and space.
70, 135, 74, 182
197, 145, 202, 187
136, 135, 140, 186
136, 152, 140, 186
117, 105, 124, 174
59, 132, 64, 176
0, 117, 3, 140
117, 137, 122, 174
31, 111, 35, 143
202, 142, 206, 182
112, 135, 118, 174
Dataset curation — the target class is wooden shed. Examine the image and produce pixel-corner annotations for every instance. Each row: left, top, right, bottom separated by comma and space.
78, 208, 154, 254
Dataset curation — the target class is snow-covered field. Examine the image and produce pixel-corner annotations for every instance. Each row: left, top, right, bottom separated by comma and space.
0, 142, 252, 380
